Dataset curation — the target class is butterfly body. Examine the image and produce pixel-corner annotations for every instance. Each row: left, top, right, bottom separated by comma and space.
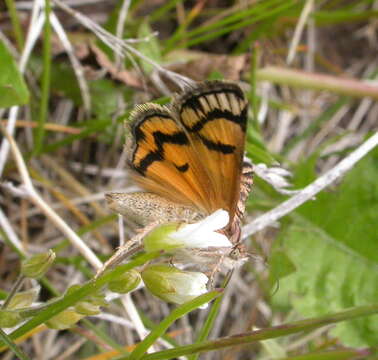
107, 80, 251, 262
106, 192, 205, 226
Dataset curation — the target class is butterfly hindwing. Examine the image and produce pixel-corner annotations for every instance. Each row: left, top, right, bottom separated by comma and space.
173, 81, 248, 219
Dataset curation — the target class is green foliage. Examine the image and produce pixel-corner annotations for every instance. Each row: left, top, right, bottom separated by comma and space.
1, 252, 159, 347
164, 0, 300, 53
108, 269, 141, 294
46, 308, 83, 330
21, 250, 56, 279
128, 291, 221, 360
0, 40, 29, 108
271, 147, 378, 346
6, 288, 40, 310
50, 62, 82, 105
137, 21, 161, 73
297, 146, 378, 261
268, 249, 296, 288
0, 310, 22, 328
50, 62, 121, 119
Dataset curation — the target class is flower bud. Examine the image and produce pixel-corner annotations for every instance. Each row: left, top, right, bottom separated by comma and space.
46, 309, 83, 330
141, 264, 208, 305
108, 269, 141, 294
7, 286, 40, 310
21, 250, 55, 279
74, 293, 107, 316
65, 286, 107, 316
0, 310, 22, 328
74, 301, 101, 316
144, 209, 231, 252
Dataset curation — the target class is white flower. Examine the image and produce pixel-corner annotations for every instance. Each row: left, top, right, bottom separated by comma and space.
143, 209, 232, 252
141, 264, 209, 305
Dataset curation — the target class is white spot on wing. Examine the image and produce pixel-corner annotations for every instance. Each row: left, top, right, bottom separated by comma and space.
199, 97, 210, 113
218, 93, 229, 111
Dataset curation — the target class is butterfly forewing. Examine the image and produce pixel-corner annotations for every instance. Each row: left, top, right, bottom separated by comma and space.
127, 104, 214, 213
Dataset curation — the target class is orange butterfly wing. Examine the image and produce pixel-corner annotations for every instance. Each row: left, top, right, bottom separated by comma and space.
173, 81, 248, 219
127, 81, 248, 223
127, 103, 214, 215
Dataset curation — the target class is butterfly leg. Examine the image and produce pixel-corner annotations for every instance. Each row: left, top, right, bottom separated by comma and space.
95, 221, 160, 278
208, 252, 227, 288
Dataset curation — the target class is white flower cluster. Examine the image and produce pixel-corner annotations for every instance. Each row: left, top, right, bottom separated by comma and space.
141, 210, 231, 305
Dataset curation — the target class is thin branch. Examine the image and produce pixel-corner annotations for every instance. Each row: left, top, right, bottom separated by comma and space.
286, 0, 314, 65
242, 132, 378, 238
50, 12, 91, 113
256, 66, 378, 100
52, 0, 195, 91
121, 294, 156, 352
0, 207, 25, 253
115, 0, 131, 68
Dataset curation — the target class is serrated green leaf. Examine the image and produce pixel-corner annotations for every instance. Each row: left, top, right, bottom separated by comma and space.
298, 146, 378, 262
0, 40, 29, 108
273, 146, 378, 347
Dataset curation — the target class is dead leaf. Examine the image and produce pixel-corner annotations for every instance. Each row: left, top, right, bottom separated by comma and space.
90, 44, 143, 89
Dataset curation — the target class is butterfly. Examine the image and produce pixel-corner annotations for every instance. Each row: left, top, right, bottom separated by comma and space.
105, 80, 252, 270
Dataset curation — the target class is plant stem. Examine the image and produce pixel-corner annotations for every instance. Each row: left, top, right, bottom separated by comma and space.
256, 66, 378, 100
0, 328, 30, 360
4, 0, 24, 50
34, 0, 52, 155
1, 275, 25, 309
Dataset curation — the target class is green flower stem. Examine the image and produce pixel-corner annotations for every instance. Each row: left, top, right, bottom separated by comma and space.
273, 348, 373, 360
0, 328, 30, 360
1, 275, 25, 309
141, 304, 378, 360
128, 290, 222, 360
188, 271, 233, 360
34, 0, 52, 155
4, 0, 24, 50
5, 252, 160, 345
256, 66, 378, 100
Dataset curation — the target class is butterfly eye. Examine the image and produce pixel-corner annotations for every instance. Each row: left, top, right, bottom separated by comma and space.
229, 248, 240, 260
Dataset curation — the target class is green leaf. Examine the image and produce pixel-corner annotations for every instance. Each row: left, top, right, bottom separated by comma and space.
134, 305, 378, 360
273, 147, 378, 346
268, 249, 296, 288
298, 146, 378, 262
0, 40, 29, 108
128, 290, 221, 360
137, 21, 161, 74
50, 61, 121, 119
